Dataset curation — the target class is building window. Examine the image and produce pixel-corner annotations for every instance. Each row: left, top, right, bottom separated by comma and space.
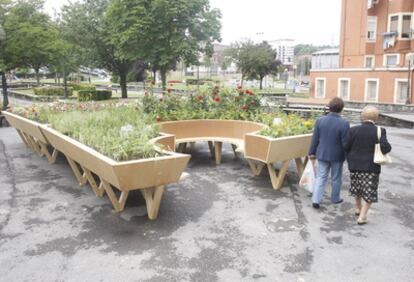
367, 17, 377, 42
315, 78, 326, 98
389, 15, 399, 33
394, 79, 409, 104
338, 78, 350, 100
365, 55, 375, 68
383, 54, 399, 67
365, 79, 379, 102
402, 15, 412, 38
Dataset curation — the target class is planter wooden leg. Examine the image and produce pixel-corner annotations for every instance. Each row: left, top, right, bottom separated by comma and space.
38, 141, 58, 164
208, 141, 215, 158
66, 155, 87, 186
81, 167, 105, 197
177, 143, 187, 153
231, 144, 239, 158
16, 129, 30, 148
295, 157, 308, 178
141, 185, 165, 220
247, 159, 265, 176
23, 133, 43, 156
102, 180, 129, 212
214, 141, 222, 165
267, 160, 290, 190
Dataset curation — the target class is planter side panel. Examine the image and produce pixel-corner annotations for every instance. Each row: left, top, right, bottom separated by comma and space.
267, 135, 312, 163
3, 112, 48, 143
244, 134, 271, 163
113, 154, 191, 190
40, 126, 120, 187
160, 120, 264, 140
152, 134, 176, 152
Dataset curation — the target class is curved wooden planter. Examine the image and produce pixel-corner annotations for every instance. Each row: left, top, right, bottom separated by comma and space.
2, 112, 58, 164
159, 119, 265, 164
244, 133, 312, 190
39, 125, 190, 219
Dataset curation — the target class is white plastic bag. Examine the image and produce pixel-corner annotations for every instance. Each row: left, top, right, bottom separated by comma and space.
299, 161, 316, 193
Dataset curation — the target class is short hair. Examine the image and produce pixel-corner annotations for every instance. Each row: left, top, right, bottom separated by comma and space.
328, 97, 344, 113
361, 106, 379, 122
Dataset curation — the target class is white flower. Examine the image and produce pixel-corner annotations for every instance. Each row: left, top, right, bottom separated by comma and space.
120, 124, 134, 137
273, 118, 282, 125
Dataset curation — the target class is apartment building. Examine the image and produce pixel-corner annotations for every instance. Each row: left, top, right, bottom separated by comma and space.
310, 0, 414, 104
269, 39, 295, 66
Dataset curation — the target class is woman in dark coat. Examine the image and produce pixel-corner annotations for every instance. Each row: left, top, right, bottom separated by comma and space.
345, 106, 392, 225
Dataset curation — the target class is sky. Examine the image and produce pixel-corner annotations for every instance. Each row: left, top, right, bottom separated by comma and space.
44, 0, 341, 46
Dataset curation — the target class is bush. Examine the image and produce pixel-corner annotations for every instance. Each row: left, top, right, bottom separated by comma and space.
67, 83, 96, 91
78, 89, 112, 101
186, 78, 214, 85
33, 87, 73, 97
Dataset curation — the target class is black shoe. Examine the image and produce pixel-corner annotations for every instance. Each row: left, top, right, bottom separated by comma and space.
333, 199, 344, 204
312, 203, 320, 209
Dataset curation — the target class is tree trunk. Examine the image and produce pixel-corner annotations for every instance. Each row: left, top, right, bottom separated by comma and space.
35, 68, 40, 86
63, 68, 68, 99
119, 70, 128, 99
259, 76, 264, 90
160, 67, 167, 90
1, 71, 9, 110
241, 73, 244, 87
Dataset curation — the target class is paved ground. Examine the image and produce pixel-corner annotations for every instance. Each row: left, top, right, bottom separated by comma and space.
0, 126, 413, 282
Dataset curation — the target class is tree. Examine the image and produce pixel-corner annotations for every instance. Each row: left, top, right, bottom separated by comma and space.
0, 0, 12, 109
105, 0, 222, 89
227, 41, 280, 89
5, 0, 56, 85
61, 0, 133, 98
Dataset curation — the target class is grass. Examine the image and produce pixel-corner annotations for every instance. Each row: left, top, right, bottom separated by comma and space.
48, 106, 161, 161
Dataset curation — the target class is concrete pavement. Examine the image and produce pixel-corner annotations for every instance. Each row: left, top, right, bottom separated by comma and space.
0, 126, 413, 281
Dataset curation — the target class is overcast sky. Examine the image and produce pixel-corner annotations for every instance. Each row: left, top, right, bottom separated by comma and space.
44, 0, 341, 46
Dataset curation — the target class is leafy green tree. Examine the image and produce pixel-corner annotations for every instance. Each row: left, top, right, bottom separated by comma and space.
0, 0, 13, 108
61, 0, 133, 98
227, 41, 280, 89
105, 0, 222, 89
4, 0, 56, 85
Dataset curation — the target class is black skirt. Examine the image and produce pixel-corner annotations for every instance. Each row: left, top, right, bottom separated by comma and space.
349, 171, 380, 203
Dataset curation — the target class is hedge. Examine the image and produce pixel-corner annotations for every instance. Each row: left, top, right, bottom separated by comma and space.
186, 78, 214, 85
33, 87, 73, 97
78, 89, 112, 101
67, 83, 96, 91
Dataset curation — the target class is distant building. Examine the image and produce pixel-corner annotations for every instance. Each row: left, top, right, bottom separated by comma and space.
269, 39, 295, 66
310, 0, 414, 104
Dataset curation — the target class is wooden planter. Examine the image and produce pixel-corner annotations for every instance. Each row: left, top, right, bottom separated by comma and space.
39, 125, 190, 220
244, 133, 312, 190
160, 119, 265, 164
2, 111, 58, 164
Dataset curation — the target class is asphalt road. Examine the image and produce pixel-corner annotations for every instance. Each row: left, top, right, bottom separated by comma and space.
0, 126, 413, 281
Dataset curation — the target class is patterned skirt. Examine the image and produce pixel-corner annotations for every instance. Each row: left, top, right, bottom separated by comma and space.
349, 172, 380, 203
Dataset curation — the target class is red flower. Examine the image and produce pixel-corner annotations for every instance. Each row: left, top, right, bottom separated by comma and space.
197, 95, 203, 101
250, 100, 255, 105
214, 85, 219, 90
245, 89, 254, 95
214, 97, 221, 102
237, 85, 242, 90
212, 91, 218, 96
242, 104, 248, 110
156, 116, 161, 122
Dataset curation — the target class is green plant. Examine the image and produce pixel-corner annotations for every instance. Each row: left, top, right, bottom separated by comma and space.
33, 87, 73, 97
49, 106, 161, 161
78, 89, 112, 101
259, 114, 315, 138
